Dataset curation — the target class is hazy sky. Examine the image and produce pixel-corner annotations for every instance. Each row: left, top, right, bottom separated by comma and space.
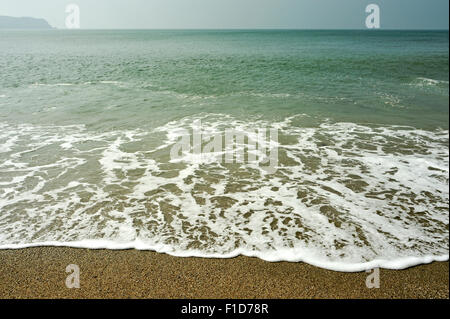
0, 0, 448, 29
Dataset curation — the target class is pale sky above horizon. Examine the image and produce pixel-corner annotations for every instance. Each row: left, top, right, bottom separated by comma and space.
0, 0, 448, 30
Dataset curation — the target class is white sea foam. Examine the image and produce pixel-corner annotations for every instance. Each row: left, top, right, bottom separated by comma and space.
416, 77, 448, 86
410, 78, 449, 93
376, 92, 403, 108
30, 81, 126, 88
31, 83, 75, 87
98, 81, 126, 86
0, 115, 448, 272
0, 240, 447, 272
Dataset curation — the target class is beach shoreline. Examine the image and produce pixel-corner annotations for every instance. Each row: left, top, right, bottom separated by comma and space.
0, 247, 448, 299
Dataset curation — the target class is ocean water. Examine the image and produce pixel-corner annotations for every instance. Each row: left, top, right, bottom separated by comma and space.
0, 30, 448, 271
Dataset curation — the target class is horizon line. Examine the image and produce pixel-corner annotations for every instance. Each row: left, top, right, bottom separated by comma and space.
4, 27, 449, 31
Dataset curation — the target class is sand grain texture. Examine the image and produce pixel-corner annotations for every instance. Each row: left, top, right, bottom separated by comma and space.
0, 247, 448, 299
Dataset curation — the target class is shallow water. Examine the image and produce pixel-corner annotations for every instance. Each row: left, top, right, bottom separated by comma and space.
0, 30, 448, 271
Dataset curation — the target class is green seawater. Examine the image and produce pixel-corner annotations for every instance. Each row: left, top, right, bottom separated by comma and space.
0, 30, 448, 129
0, 30, 448, 270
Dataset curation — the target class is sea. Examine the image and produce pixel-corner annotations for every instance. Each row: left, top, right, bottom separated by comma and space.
0, 30, 448, 271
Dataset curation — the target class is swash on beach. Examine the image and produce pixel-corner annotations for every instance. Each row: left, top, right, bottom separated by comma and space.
0, 30, 448, 272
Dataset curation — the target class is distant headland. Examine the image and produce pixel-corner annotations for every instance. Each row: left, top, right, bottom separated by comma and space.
0, 15, 53, 29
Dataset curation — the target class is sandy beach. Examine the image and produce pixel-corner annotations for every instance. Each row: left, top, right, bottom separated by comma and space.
0, 247, 447, 299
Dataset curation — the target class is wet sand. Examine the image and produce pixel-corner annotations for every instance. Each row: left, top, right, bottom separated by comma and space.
0, 247, 447, 299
